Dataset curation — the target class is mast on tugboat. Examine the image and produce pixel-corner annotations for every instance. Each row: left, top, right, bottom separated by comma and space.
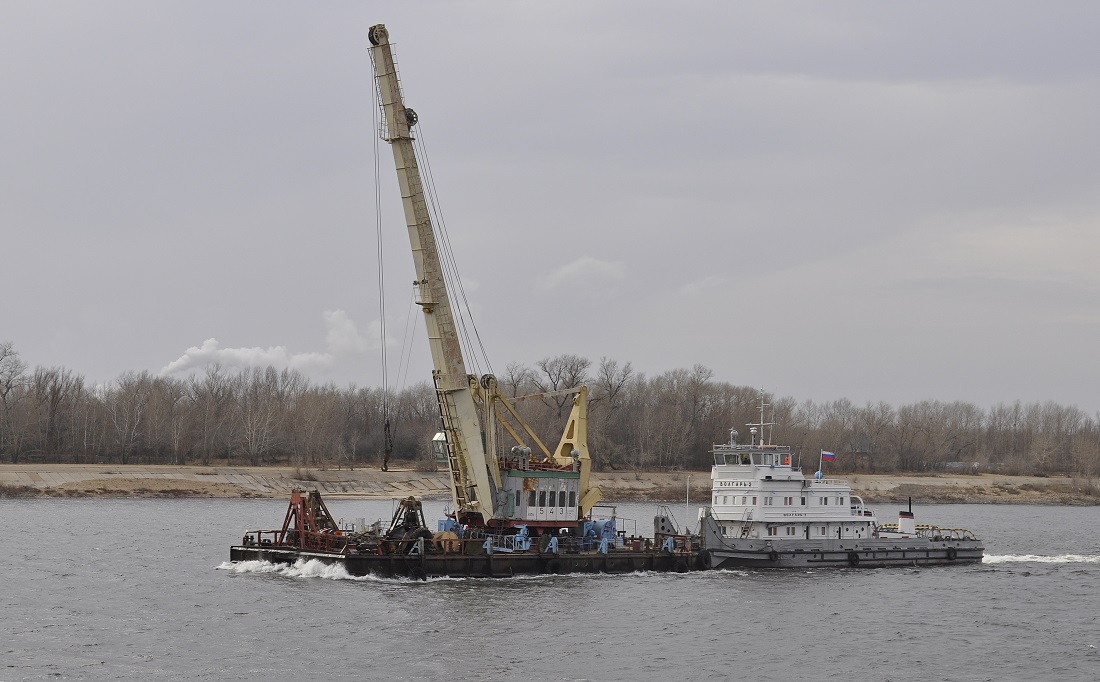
745, 390, 775, 447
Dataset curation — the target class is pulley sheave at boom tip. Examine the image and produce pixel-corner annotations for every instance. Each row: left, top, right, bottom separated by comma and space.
368, 23, 601, 526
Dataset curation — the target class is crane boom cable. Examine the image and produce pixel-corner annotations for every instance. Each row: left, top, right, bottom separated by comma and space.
371, 34, 491, 381
396, 288, 418, 392
371, 67, 389, 418
413, 130, 494, 377
415, 132, 481, 376
369, 41, 417, 400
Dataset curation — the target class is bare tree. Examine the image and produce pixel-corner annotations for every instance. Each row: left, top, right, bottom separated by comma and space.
189, 365, 232, 466
25, 367, 84, 459
502, 362, 536, 398
105, 372, 152, 464
0, 342, 28, 460
288, 384, 344, 468
235, 367, 285, 466
587, 357, 635, 470
617, 372, 656, 472
533, 354, 591, 418
852, 401, 896, 472
390, 382, 439, 467
147, 376, 188, 465
337, 385, 386, 469
590, 357, 634, 412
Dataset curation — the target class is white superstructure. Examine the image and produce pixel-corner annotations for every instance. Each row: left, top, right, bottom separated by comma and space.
705, 437, 877, 543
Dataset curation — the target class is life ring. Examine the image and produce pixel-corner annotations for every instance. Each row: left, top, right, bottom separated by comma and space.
946, 547, 958, 561
848, 551, 860, 567
767, 550, 780, 562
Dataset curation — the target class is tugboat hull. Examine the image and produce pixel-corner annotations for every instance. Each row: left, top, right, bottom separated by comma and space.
700, 517, 984, 569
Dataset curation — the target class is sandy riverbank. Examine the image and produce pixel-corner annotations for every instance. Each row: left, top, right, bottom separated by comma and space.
2, 464, 1098, 505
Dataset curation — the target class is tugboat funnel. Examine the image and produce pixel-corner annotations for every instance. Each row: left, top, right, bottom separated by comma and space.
898, 496, 916, 536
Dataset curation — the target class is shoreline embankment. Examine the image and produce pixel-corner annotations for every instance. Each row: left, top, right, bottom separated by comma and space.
2, 464, 1098, 505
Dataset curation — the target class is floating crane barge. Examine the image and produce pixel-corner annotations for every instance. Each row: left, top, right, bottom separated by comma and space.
229, 24, 702, 578
231, 491, 699, 579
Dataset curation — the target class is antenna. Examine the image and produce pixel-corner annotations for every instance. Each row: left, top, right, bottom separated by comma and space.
745, 389, 775, 446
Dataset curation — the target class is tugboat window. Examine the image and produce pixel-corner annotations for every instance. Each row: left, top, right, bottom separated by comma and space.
539, 490, 546, 507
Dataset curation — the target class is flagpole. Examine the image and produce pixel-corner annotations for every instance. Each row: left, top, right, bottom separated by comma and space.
818, 449, 824, 473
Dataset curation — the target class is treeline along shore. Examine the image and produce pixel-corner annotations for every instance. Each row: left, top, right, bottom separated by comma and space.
2, 343, 1099, 488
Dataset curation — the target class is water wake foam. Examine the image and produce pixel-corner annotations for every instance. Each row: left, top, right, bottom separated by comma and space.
218, 559, 468, 583
218, 558, 358, 580
983, 554, 1100, 564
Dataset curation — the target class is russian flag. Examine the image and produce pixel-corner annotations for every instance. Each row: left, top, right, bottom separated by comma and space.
821, 450, 836, 461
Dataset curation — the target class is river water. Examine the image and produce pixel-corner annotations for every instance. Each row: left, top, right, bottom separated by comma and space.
3, 498, 1099, 681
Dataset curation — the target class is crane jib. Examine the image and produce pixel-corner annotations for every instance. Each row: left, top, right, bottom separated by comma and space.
368, 24, 600, 527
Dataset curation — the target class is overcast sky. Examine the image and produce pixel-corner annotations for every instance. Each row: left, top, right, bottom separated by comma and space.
3, 2, 1099, 414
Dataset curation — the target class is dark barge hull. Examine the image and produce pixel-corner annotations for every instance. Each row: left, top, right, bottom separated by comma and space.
230, 545, 700, 579
702, 540, 985, 569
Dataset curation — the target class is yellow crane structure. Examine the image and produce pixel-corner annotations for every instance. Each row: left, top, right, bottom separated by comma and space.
368, 24, 601, 529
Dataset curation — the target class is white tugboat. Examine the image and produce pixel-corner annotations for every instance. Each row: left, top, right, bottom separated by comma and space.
698, 396, 984, 568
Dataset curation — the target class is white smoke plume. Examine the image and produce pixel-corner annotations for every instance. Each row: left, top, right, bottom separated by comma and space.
160, 310, 377, 377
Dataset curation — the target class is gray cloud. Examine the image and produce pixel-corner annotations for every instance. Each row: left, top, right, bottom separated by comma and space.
4, 1, 1099, 412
